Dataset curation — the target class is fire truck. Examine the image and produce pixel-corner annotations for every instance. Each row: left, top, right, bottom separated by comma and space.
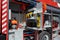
0, 0, 60, 40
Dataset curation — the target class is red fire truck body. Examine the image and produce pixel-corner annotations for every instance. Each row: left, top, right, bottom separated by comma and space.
0, 0, 60, 40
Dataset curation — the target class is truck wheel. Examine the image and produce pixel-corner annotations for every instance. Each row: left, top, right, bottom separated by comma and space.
24, 37, 30, 40
39, 31, 51, 40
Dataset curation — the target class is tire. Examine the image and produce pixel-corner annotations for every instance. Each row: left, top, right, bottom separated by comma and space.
24, 37, 30, 40
39, 31, 51, 40
46, 27, 52, 39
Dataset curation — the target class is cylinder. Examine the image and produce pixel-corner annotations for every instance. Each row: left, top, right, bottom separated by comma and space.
47, 5, 60, 13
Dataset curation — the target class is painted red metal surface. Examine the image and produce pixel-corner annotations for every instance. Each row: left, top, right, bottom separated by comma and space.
37, 0, 58, 8
1, 0, 8, 40
0, 0, 2, 33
